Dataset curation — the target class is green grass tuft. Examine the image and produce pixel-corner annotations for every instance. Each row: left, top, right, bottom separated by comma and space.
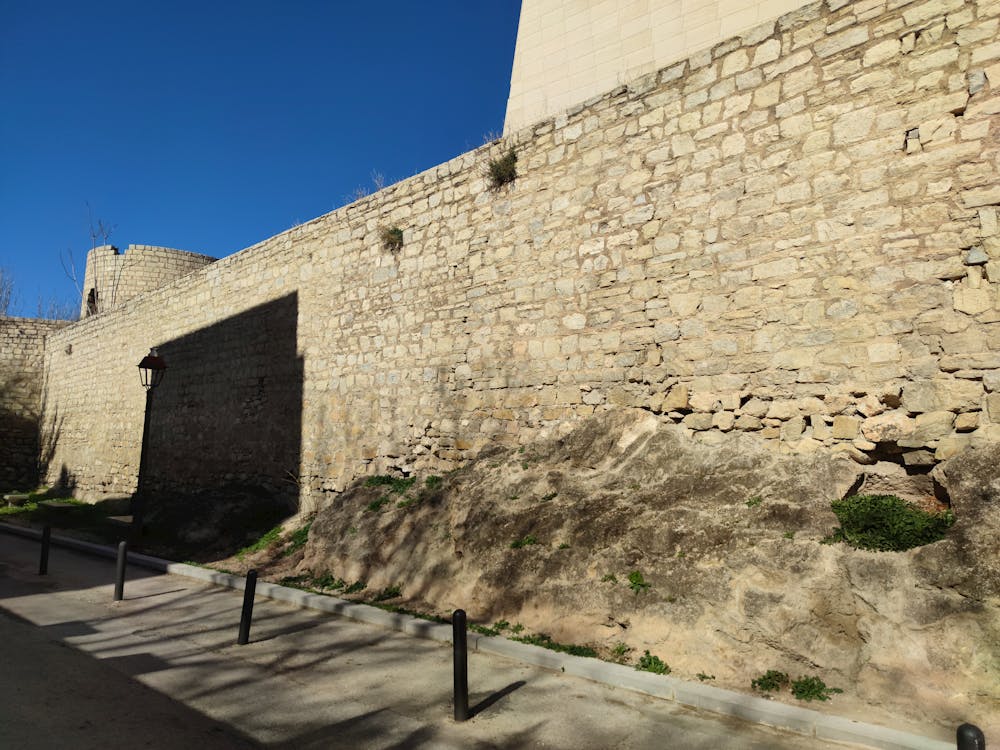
237, 524, 282, 557
282, 521, 311, 556
512, 632, 597, 658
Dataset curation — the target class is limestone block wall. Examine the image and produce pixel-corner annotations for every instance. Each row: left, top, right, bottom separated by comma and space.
505, 0, 810, 132
79, 244, 215, 318
42, 0, 1000, 511
0, 317, 71, 490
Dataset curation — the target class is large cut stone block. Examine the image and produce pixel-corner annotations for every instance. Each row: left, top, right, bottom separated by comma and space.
902, 380, 983, 413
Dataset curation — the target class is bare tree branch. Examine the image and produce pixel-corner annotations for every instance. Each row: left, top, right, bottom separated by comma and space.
0, 266, 15, 316
59, 248, 83, 300
35, 295, 79, 321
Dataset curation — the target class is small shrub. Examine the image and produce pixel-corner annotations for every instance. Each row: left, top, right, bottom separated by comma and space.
396, 497, 419, 509
790, 675, 843, 702
540, 492, 557, 502
696, 673, 716, 681
511, 534, 538, 549
783, 531, 795, 540
636, 651, 670, 674
557, 542, 571, 550
380, 226, 403, 253
751, 670, 789, 694
746, 495, 763, 508
628, 570, 650, 594
601, 573, 618, 583
825, 494, 954, 551
611, 642, 633, 663
424, 475, 442, 490
487, 148, 517, 190
343, 580, 367, 594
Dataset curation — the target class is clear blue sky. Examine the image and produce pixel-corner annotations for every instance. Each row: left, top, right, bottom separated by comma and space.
0, 0, 522, 317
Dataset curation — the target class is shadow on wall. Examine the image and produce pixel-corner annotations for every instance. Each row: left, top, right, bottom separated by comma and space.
141, 292, 303, 558
0, 410, 43, 492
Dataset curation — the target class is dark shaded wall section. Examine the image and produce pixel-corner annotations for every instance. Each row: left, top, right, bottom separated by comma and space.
0, 317, 70, 491
145, 293, 303, 512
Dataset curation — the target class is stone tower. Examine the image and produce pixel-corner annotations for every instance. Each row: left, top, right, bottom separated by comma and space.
80, 244, 215, 318
504, 0, 810, 132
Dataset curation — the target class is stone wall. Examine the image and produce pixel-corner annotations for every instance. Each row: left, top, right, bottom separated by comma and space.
42, 0, 1000, 511
0, 317, 71, 490
504, 0, 808, 132
80, 244, 215, 318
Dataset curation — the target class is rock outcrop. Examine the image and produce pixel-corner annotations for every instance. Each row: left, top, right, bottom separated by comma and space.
299, 409, 1000, 738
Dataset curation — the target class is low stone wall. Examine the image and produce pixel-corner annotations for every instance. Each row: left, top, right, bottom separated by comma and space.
0, 317, 70, 490
41, 0, 1000, 509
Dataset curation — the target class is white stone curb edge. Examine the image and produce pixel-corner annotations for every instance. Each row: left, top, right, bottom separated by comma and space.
0, 522, 953, 750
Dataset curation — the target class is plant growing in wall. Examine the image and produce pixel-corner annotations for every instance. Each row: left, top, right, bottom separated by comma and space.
487, 147, 518, 191
823, 494, 954, 552
380, 226, 404, 253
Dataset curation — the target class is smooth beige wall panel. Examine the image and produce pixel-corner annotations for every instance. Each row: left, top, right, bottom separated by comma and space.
504, 0, 809, 132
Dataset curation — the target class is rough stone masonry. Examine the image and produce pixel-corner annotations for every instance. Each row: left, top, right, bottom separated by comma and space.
32, 0, 1000, 511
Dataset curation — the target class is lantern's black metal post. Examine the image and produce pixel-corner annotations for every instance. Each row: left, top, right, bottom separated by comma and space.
38, 525, 51, 575
130, 387, 154, 544
453, 609, 469, 721
113, 541, 127, 601
957, 724, 986, 749
238, 570, 258, 645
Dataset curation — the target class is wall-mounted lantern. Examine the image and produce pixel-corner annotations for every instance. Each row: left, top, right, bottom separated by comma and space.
131, 347, 166, 542
138, 347, 167, 390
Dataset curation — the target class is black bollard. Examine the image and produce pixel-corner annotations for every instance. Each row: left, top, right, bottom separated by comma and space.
113, 541, 127, 601
453, 609, 469, 722
38, 525, 51, 575
237, 570, 258, 645
957, 723, 986, 750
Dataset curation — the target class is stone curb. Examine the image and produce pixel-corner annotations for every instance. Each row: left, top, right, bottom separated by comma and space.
0, 523, 953, 750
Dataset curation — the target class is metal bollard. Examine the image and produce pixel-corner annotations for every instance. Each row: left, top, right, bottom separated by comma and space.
113, 541, 127, 601
38, 525, 51, 575
453, 609, 469, 722
237, 570, 258, 645
957, 724, 986, 750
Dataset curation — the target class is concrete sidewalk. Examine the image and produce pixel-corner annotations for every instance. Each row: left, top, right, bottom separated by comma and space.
0, 533, 897, 749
